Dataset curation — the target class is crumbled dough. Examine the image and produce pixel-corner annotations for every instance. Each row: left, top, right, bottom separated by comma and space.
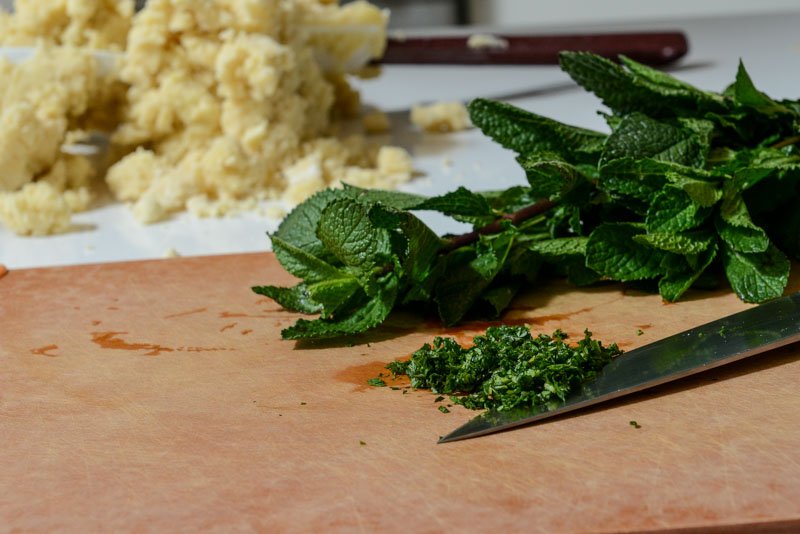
0, 0, 416, 236
0, 46, 108, 235
0, 181, 72, 235
163, 247, 181, 258
411, 101, 472, 133
362, 110, 390, 134
0, 0, 133, 51
467, 33, 509, 50
108, 0, 408, 223
377, 146, 413, 176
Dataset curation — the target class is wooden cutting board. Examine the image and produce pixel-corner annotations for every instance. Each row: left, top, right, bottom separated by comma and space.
2, 253, 800, 532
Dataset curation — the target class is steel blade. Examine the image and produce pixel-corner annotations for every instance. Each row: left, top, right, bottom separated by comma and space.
439, 291, 800, 443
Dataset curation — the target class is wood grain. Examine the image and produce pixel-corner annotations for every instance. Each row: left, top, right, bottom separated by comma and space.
1, 253, 799, 532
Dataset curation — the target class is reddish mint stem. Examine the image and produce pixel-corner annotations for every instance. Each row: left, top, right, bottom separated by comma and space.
442, 198, 556, 253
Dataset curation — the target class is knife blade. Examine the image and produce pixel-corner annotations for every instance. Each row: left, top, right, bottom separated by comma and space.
439, 291, 800, 443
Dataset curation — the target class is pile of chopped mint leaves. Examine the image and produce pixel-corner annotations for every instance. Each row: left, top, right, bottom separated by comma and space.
381, 326, 622, 412
254, 52, 800, 340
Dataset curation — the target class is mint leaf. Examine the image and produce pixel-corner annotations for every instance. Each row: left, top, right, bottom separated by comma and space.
316, 198, 392, 278
413, 186, 495, 225
559, 51, 726, 117
481, 283, 521, 316
731, 61, 794, 117
523, 236, 588, 260
436, 233, 514, 325
468, 98, 606, 162
646, 186, 711, 233
305, 277, 364, 319
269, 235, 344, 282
586, 223, 684, 281
602, 113, 707, 168
658, 242, 718, 302
342, 184, 427, 210
281, 275, 400, 339
518, 152, 587, 201
716, 183, 769, 253
721, 243, 789, 303
727, 147, 800, 191
633, 230, 715, 255
274, 188, 348, 262
252, 284, 322, 314
665, 172, 722, 208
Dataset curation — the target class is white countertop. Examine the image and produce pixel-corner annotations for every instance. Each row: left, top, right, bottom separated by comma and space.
4, 11, 800, 270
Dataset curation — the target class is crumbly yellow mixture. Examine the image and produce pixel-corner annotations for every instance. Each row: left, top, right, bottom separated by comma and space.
411, 101, 472, 133
0, 0, 132, 51
0, 0, 413, 235
0, 46, 107, 234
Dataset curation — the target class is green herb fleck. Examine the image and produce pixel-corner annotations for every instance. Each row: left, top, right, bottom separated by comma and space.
636, 329, 644, 336
438, 406, 451, 414
367, 378, 387, 387
630, 420, 642, 429
388, 325, 622, 413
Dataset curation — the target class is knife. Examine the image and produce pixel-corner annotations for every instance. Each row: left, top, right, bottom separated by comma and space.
439, 291, 800, 443
380, 31, 688, 67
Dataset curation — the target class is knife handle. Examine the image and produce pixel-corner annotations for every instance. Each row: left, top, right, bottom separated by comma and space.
380, 31, 688, 66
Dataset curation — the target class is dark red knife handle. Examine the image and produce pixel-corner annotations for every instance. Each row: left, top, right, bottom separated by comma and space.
380, 31, 688, 66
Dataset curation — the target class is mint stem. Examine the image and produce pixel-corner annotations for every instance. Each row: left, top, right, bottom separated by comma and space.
771, 135, 800, 150
442, 198, 556, 253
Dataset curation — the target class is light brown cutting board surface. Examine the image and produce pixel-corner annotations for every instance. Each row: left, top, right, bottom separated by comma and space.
2, 253, 800, 532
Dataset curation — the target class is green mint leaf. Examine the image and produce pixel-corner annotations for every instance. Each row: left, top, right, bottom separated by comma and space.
507, 247, 543, 282
281, 275, 400, 339
632, 230, 715, 255
726, 147, 800, 191
721, 242, 789, 303
664, 172, 722, 208
269, 235, 344, 282
716, 183, 769, 253
559, 52, 726, 118
316, 198, 393, 276
481, 283, 521, 317
602, 113, 707, 168
731, 60, 794, 117
412, 186, 495, 225
598, 157, 670, 212
274, 188, 348, 262
252, 284, 322, 315
646, 186, 712, 233
586, 223, 684, 281
305, 277, 364, 319
467, 98, 606, 162
368, 205, 444, 302
517, 152, 587, 201
341, 184, 427, 210
522, 236, 588, 260
435, 233, 514, 325
657, 242, 718, 302
480, 186, 539, 213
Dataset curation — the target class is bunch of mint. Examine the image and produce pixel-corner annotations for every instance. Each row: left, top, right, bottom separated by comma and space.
255, 52, 800, 340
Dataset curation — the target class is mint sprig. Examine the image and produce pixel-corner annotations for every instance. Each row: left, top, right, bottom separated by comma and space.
256, 53, 800, 340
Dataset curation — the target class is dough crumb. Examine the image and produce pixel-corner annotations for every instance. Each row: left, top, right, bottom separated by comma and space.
411, 101, 472, 133
467, 33, 509, 50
